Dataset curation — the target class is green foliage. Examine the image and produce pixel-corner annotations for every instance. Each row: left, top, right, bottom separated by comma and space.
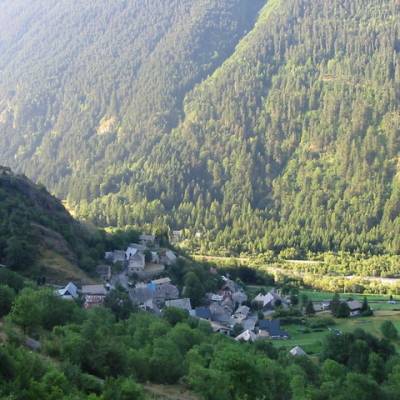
305, 300, 316, 316
0, 269, 24, 292
0, 284, 15, 317
10, 288, 83, 333
104, 288, 135, 321
3, 284, 400, 399
0, 171, 105, 275
381, 320, 398, 340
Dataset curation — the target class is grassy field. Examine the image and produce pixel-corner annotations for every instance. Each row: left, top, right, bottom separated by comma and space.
300, 289, 400, 312
274, 310, 400, 355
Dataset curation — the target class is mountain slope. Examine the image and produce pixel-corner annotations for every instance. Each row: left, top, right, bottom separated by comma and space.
0, 166, 101, 282
0, 0, 264, 192
0, 0, 399, 255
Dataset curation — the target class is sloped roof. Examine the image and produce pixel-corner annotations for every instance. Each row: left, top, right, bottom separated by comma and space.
290, 346, 306, 356
81, 285, 107, 296
258, 319, 288, 338
347, 300, 363, 310
235, 329, 257, 342
242, 316, 257, 331
195, 306, 212, 320
57, 282, 78, 299
165, 298, 192, 311
235, 305, 250, 316
152, 277, 172, 285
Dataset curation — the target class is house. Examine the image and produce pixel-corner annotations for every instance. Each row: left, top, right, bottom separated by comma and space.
81, 285, 108, 296
128, 252, 145, 274
194, 306, 212, 320
347, 300, 363, 317
81, 285, 108, 309
57, 282, 78, 300
132, 283, 154, 305
253, 291, 283, 310
221, 295, 235, 314
290, 346, 307, 357
84, 295, 106, 309
147, 279, 179, 304
242, 316, 258, 332
210, 321, 231, 335
233, 305, 250, 323
139, 234, 155, 246
221, 277, 238, 294
210, 303, 232, 325
232, 290, 248, 306
105, 250, 126, 264
258, 319, 289, 339
160, 250, 177, 266
165, 298, 192, 312
126, 246, 138, 259
235, 329, 257, 342
151, 277, 172, 286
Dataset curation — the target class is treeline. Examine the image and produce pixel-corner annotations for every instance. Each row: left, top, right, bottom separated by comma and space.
275, 253, 400, 279
1, 269, 400, 400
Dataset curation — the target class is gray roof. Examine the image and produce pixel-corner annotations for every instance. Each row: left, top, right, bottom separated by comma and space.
242, 316, 257, 331
165, 298, 192, 312
210, 303, 232, 324
195, 307, 212, 320
57, 282, 78, 299
258, 319, 289, 338
132, 284, 154, 304
81, 285, 107, 296
347, 300, 363, 311
154, 284, 179, 301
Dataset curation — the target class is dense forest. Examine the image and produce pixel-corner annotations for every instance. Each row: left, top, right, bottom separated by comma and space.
0, 0, 399, 255
1, 269, 400, 400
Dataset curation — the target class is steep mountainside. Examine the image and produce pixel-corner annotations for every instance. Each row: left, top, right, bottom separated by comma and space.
0, 166, 101, 282
0, 0, 399, 255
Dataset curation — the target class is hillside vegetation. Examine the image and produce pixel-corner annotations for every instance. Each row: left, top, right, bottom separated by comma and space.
0, 0, 399, 255
0, 167, 102, 282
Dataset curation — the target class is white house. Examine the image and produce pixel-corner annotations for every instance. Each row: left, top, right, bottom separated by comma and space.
126, 246, 138, 259
235, 329, 257, 342
290, 346, 307, 357
57, 282, 78, 300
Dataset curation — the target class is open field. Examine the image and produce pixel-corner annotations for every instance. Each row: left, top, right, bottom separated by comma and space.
275, 310, 400, 355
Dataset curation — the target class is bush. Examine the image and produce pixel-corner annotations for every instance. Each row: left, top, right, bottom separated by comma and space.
381, 321, 398, 340
0, 284, 15, 317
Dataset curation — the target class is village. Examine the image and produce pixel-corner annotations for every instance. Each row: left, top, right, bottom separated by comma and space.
53, 233, 392, 358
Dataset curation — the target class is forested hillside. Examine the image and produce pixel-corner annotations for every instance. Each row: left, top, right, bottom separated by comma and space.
0, 167, 103, 281
0, 0, 399, 256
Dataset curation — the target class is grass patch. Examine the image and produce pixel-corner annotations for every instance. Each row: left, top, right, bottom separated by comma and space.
274, 311, 400, 354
